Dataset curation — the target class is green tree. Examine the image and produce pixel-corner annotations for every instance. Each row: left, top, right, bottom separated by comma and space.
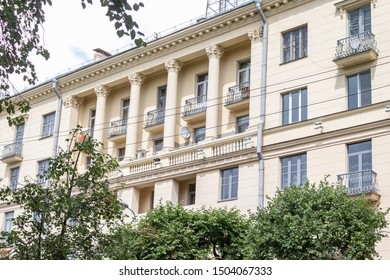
247, 178, 389, 260
0, 0, 144, 125
0, 128, 124, 259
103, 202, 250, 260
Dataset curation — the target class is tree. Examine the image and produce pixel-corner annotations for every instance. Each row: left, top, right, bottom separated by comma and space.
0, 128, 124, 259
0, 0, 144, 125
247, 178, 389, 260
102, 202, 250, 260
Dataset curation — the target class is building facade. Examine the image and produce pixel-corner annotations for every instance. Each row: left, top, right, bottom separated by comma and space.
1, 0, 390, 258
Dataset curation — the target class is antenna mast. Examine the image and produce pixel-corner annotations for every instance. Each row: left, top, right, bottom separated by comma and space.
205, 0, 243, 18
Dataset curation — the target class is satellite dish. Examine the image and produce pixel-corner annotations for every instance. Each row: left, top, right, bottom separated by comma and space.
180, 126, 191, 139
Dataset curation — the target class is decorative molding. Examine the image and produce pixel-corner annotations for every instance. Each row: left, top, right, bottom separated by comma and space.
334, 0, 376, 19
248, 27, 263, 43
165, 58, 182, 73
63, 96, 83, 109
128, 72, 145, 86
205, 44, 224, 59
94, 85, 110, 98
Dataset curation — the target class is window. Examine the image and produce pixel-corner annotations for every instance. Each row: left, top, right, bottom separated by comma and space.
89, 109, 96, 138
221, 167, 238, 200
194, 127, 205, 144
15, 123, 25, 143
281, 153, 307, 190
10, 167, 20, 190
117, 147, 125, 162
4, 211, 14, 234
37, 159, 50, 184
154, 138, 163, 154
188, 183, 196, 205
282, 88, 308, 125
42, 112, 55, 137
238, 61, 250, 85
348, 141, 372, 191
282, 25, 308, 63
236, 115, 249, 133
121, 98, 130, 121
349, 5, 371, 36
348, 71, 371, 109
196, 73, 208, 97
157, 86, 166, 123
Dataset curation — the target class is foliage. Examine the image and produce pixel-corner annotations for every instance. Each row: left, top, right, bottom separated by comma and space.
103, 202, 250, 260
0, 128, 124, 259
246, 178, 389, 260
0, 0, 144, 125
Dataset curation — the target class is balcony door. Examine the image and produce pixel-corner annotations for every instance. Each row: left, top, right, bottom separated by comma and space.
348, 6, 371, 36
348, 141, 372, 192
157, 86, 166, 123
15, 123, 25, 143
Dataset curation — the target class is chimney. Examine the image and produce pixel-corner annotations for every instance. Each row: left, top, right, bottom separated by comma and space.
93, 48, 112, 61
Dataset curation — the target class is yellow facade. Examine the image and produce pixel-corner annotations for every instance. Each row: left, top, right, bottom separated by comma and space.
1, 0, 390, 258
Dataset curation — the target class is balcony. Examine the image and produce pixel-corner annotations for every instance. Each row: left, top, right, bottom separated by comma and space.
108, 119, 127, 141
182, 95, 207, 123
337, 170, 380, 202
333, 31, 378, 68
1, 142, 23, 163
225, 82, 250, 111
144, 109, 165, 132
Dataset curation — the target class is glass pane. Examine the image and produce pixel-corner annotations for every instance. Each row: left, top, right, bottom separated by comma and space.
301, 89, 307, 121
349, 154, 359, 172
283, 33, 291, 62
362, 153, 372, 170
349, 9, 360, 35
282, 94, 290, 125
363, 6, 371, 32
291, 92, 299, 122
348, 141, 371, 154
360, 72, 371, 106
348, 75, 358, 109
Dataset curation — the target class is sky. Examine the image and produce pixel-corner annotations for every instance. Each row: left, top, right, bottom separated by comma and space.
11, 0, 207, 92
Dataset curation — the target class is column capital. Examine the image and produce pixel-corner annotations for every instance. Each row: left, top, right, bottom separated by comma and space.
165, 58, 182, 73
205, 44, 224, 59
128, 72, 145, 86
63, 96, 83, 109
94, 85, 110, 98
248, 27, 263, 44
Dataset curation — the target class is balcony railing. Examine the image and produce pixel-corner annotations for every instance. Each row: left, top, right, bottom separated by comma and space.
182, 95, 207, 117
109, 119, 127, 137
2, 142, 23, 161
337, 170, 378, 196
225, 82, 250, 105
334, 31, 378, 61
144, 109, 165, 128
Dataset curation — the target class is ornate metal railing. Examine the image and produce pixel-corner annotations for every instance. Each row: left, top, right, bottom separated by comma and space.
337, 170, 378, 195
225, 81, 250, 105
109, 119, 127, 137
182, 95, 207, 117
2, 142, 23, 160
144, 109, 165, 128
334, 31, 377, 60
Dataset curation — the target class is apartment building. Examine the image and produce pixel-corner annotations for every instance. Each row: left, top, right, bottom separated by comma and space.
1, 0, 390, 258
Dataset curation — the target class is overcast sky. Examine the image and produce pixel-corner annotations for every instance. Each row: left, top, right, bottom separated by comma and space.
11, 0, 207, 92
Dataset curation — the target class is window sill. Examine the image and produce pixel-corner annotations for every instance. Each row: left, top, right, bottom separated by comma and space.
39, 134, 53, 140
280, 55, 308, 66
218, 197, 238, 203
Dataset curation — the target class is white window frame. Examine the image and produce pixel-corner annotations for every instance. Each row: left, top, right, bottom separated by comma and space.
42, 112, 55, 138
236, 115, 249, 134
117, 147, 126, 162
37, 159, 50, 184
196, 73, 208, 97
188, 183, 196, 205
221, 167, 239, 201
194, 127, 206, 144
281, 153, 307, 190
282, 88, 308, 125
348, 5, 371, 36
347, 71, 371, 109
238, 60, 251, 85
10, 167, 20, 190
282, 25, 308, 63
121, 98, 130, 121
4, 211, 14, 234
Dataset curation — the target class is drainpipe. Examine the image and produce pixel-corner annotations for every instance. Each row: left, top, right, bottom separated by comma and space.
52, 79, 62, 158
254, 0, 268, 209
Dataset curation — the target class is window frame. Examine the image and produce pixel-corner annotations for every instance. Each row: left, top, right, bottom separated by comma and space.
236, 115, 249, 134
282, 25, 308, 63
193, 127, 206, 144
37, 159, 50, 184
154, 138, 163, 154
196, 73, 208, 98
238, 60, 251, 85
89, 108, 96, 138
220, 167, 239, 201
188, 183, 196, 205
10, 167, 20, 190
4, 211, 14, 234
347, 70, 371, 110
282, 88, 308, 125
121, 98, 130, 121
281, 153, 307, 190
41, 112, 56, 138
117, 147, 126, 162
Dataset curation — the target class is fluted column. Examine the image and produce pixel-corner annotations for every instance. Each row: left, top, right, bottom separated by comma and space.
94, 85, 110, 144
247, 28, 263, 129
125, 72, 145, 160
163, 58, 182, 151
205, 44, 223, 141
61, 96, 83, 147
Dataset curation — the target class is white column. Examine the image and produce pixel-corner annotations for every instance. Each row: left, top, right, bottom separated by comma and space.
247, 28, 263, 129
125, 72, 144, 160
94, 85, 110, 144
61, 96, 83, 145
119, 187, 140, 218
205, 44, 224, 141
163, 58, 182, 151
154, 179, 179, 207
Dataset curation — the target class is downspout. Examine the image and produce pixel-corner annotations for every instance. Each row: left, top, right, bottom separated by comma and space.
254, 0, 268, 209
52, 79, 62, 158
